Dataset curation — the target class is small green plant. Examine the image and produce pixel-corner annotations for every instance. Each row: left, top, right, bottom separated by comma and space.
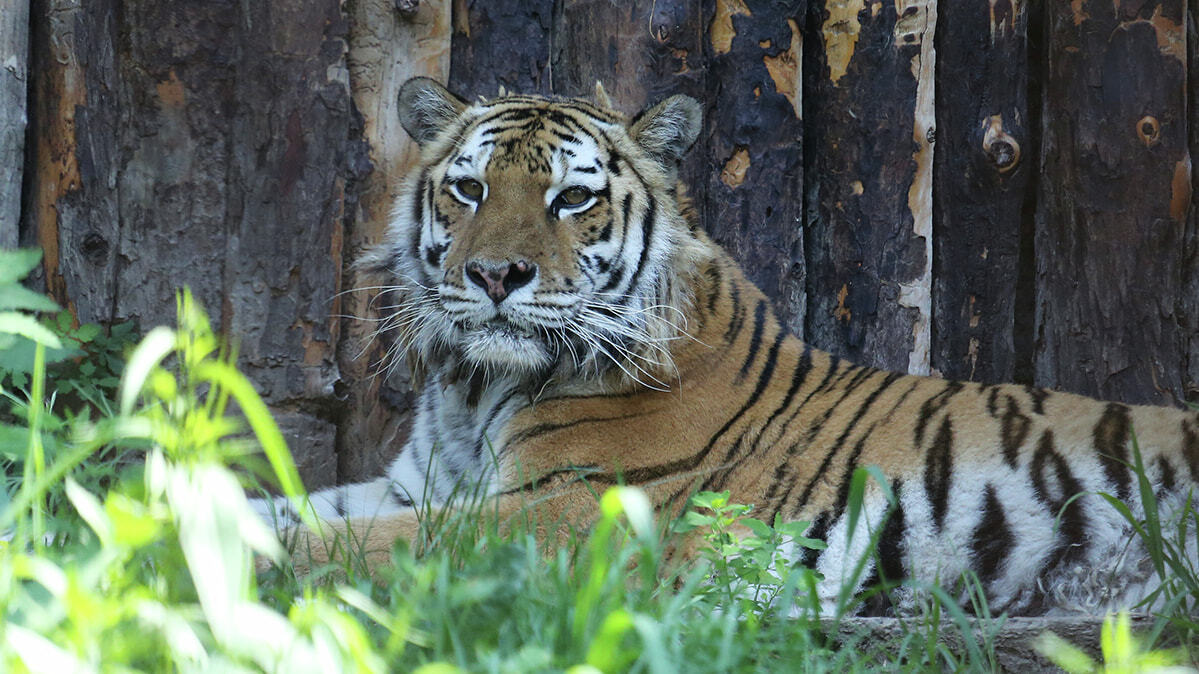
0, 289, 391, 671
1036, 611, 1191, 674
1077, 428, 1199, 654
676, 489, 825, 613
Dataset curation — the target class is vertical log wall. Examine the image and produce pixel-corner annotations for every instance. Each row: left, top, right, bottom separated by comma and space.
0, 0, 27, 248
9, 0, 1199, 485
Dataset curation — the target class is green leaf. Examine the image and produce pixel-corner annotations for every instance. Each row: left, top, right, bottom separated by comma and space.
0, 334, 82, 374
0, 249, 43, 285
73, 323, 101, 342
0, 285, 60, 313
0, 313, 63, 349
742, 518, 773, 539
0, 424, 30, 460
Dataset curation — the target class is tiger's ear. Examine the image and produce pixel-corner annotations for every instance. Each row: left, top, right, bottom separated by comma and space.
629, 94, 702, 171
398, 77, 468, 146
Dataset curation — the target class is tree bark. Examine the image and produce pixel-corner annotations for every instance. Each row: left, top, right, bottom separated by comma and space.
550, 0, 709, 219
26, 0, 363, 487
931, 0, 1031, 384
1037, 0, 1193, 405
449, 0, 554, 98
803, 0, 938, 374
337, 0, 453, 481
0, 0, 28, 248
702, 0, 807, 334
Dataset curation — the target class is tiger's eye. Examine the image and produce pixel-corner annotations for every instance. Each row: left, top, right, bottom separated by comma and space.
455, 178, 485, 201
558, 186, 591, 207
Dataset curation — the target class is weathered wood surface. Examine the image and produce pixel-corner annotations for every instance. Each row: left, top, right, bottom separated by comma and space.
25, 0, 363, 486
1037, 0, 1194, 405
449, 0, 554, 98
0, 0, 28, 248
931, 0, 1031, 384
701, 0, 807, 335
338, 0, 453, 480
14, 0, 1199, 484
803, 0, 938, 375
832, 614, 1156, 674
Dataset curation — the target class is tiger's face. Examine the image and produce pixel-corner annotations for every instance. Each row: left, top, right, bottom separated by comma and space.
379, 79, 703, 383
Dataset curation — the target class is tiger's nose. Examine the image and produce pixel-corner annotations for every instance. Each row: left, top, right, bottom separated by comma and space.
465, 259, 537, 303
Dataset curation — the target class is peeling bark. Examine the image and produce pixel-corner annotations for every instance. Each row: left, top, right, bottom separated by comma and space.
804, 0, 937, 373
931, 0, 1031, 384
338, 0, 452, 480
1038, 0, 1193, 405
703, 0, 807, 335
26, 0, 363, 487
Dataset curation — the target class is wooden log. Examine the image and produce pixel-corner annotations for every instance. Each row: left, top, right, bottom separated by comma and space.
338, 0, 452, 481
701, 0, 807, 334
449, 0, 554, 98
931, 0, 1031, 384
803, 0, 938, 374
550, 0, 708, 219
1187, 6, 1199, 405
27, 0, 363, 487
24, 0, 120, 316
0, 0, 28, 248
550, 1, 706, 109
1037, 1, 1193, 405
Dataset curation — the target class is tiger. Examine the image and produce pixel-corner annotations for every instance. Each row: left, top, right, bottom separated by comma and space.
254, 76, 1199, 616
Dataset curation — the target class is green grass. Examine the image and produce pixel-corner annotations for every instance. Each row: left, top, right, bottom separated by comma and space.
0, 250, 1196, 672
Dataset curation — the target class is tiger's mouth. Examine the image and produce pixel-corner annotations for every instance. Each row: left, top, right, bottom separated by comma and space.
456, 317, 554, 373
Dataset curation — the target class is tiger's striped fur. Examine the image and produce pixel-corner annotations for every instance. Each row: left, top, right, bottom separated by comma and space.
255, 78, 1199, 616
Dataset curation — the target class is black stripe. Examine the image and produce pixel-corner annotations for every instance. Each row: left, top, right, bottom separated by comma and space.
914, 381, 965, 446
880, 378, 922, 423
723, 280, 745, 343
704, 264, 722, 315
334, 488, 347, 517
475, 390, 518, 460
923, 417, 954, 531
696, 328, 788, 491
409, 170, 428, 259
506, 411, 650, 448
971, 484, 1012, 584
798, 372, 903, 507
622, 195, 657, 296
820, 359, 857, 394
799, 511, 831, 569
875, 480, 907, 583
1182, 418, 1199, 482
986, 386, 1001, 417
597, 194, 634, 293
389, 484, 413, 508
1025, 386, 1050, 414
1029, 429, 1089, 565
1156, 456, 1177, 493
1093, 403, 1132, 500
756, 345, 814, 436
1000, 395, 1031, 468
737, 301, 768, 382
773, 365, 881, 520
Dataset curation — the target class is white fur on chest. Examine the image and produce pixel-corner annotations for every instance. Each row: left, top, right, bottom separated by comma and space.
385, 368, 527, 505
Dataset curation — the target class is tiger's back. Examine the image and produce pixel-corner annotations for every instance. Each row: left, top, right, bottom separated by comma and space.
256, 78, 1199, 616
496, 247, 1199, 614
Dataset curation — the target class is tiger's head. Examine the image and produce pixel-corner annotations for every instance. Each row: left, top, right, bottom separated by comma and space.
369, 78, 707, 388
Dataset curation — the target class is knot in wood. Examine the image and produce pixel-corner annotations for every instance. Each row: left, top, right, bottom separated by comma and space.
394, 0, 419, 19
982, 114, 1021, 174
81, 232, 109, 263
1137, 115, 1160, 147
